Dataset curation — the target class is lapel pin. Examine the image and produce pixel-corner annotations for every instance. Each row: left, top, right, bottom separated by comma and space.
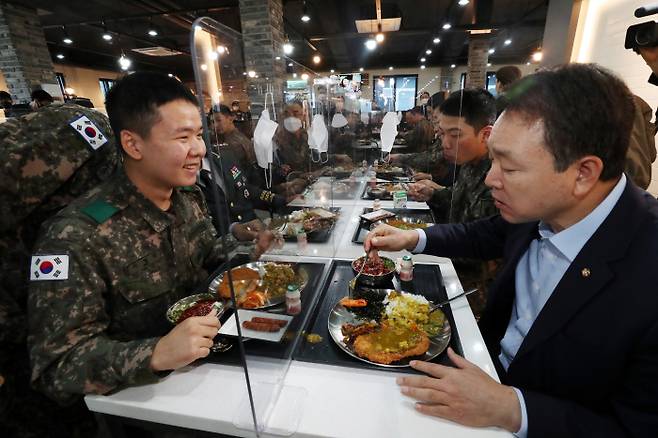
581, 268, 591, 278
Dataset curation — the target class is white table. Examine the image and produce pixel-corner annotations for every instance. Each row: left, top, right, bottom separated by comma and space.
85, 177, 511, 438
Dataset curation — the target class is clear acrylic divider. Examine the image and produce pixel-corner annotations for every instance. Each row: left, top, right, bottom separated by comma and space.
190, 17, 330, 436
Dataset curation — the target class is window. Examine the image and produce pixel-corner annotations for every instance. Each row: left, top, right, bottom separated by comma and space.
99, 78, 116, 99
374, 75, 417, 112
56, 73, 66, 97
486, 72, 497, 96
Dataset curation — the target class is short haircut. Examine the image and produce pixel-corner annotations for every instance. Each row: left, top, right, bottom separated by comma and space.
440, 89, 496, 132
429, 92, 445, 109
31, 89, 53, 103
419, 91, 430, 98
217, 104, 234, 117
105, 72, 198, 142
0, 91, 11, 100
504, 63, 634, 181
408, 106, 424, 115
495, 66, 522, 89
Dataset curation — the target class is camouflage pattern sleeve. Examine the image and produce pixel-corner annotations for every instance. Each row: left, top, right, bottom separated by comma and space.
28, 223, 161, 405
428, 187, 453, 223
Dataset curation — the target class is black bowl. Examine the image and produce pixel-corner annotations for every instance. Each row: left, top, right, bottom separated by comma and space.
351, 256, 396, 287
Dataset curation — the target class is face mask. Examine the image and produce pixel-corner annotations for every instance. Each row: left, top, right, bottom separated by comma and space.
254, 110, 278, 170
331, 113, 348, 128
283, 116, 302, 133
420, 98, 429, 105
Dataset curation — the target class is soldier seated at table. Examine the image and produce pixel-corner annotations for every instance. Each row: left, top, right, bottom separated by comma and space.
27, 72, 273, 406
391, 102, 458, 187
399, 106, 434, 154
208, 104, 256, 172
1, 101, 119, 436
198, 146, 288, 238
407, 89, 499, 316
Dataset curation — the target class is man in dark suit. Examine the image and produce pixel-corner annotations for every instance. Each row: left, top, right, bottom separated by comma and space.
365, 64, 658, 437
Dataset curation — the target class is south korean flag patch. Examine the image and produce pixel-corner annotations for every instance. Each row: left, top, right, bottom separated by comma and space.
30, 255, 69, 281
69, 115, 108, 150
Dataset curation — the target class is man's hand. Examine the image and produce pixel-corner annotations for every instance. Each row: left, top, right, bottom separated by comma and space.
397, 348, 522, 432
232, 220, 263, 242
407, 181, 436, 201
364, 223, 419, 253
640, 47, 658, 76
150, 310, 220, 371
252, 229, 275, 259
413, 172, 432, 181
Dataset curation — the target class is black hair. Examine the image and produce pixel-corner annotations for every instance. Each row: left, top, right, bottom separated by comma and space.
504, 63, 634, 181
408, 106, 424, 115
495, 66, 522, 89
419, 91, 431, 98
429, 92, 445, 109
105, 72, 198, 143
217, 104, 234, 116
31, 89, 53, 103
439, 88, 496, 132
0, 91, 12, 107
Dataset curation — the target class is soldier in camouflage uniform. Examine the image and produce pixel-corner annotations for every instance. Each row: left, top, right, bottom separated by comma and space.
28, 73, 268, 407
0, 102, 118, 437
409, 89, 499, 317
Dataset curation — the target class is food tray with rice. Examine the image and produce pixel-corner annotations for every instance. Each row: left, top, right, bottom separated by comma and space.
352, 208, 436, 244
293, 260, 463, 374
269, 207, 341, 243
375, 163, 410, 181
186, 260, 328, 366
361, 182, 409, 200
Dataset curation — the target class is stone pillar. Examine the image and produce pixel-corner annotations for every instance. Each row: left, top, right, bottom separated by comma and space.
239, 0, 287, 117
466, 36, 489, 89
0, 3, 57, 103
541, 0, 583, 67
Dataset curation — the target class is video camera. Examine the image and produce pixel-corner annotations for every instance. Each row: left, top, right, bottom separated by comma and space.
626, 4, 658, 53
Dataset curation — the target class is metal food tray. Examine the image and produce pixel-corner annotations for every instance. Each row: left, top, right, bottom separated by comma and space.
271, 207, 341, 243
352, 208, 436, 244
293, 261, 463, 374
200, 260, 327, 366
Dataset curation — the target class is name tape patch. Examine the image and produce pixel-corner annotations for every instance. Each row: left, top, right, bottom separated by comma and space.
30, 255, 69, 281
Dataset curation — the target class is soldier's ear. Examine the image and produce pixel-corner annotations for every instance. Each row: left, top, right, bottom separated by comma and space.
120, 130, 142, 160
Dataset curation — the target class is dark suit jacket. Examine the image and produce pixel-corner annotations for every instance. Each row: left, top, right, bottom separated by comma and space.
422, 181, 658, 437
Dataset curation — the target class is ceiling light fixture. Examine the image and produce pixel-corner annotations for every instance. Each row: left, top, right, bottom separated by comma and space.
450, 64, 456, 68
375, 32, 385, 43
102, 21, 112, 41
283, 41, 294, 55
118, 53, 132, 71
301, 73, 309, 80
288, 62, 293, 67
442, 23, 452, 30
200, 64, 208, 71
420, 65, 426, 69
504, 39, 512, 46
62, 26, 73, 44
217, 45, 226, 54
420, 57, 426, 62
147, 18, 158, 37
433, 37, 440, 44
293, 73, 298, 78
365, 38, 377, 50
388, 66, 393, 70
488, 48, 495, 54
301, 1, 310, 22
275, 56, 281, 60
331, 69, 335, 73
532, 50, 543, 62
313, 54, 321, 64
487, 63, 492, 67
458, 0, 469, 5
425, 49, 432, 55
248, 70, 256, 77
359, 67, 364, 72
148, 28, 158, 37
56, 53, 64, 59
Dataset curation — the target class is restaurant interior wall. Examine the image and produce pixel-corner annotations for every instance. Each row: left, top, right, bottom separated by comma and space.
571, 0, 658, 196
446, 63, 537, 94
53, 64, 123, 111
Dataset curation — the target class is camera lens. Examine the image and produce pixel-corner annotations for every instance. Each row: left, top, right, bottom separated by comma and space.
636, 30, 650, 46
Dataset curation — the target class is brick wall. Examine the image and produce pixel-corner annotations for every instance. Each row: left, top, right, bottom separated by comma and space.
239, 0, 287, 115
0, 3, 56, 103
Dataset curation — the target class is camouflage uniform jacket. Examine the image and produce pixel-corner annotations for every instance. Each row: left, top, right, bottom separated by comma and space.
28, 168, 237, 405
0, 102, 118, 350
402, 138, 459, 187
274, 127, 310, 170
429, 156, 496, 224
220, 128, 256, 171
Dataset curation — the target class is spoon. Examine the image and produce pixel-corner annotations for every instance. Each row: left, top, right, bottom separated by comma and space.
348, 252, 369, 297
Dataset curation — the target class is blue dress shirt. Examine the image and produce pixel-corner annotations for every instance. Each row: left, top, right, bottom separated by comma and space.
414, 174, 627, 437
